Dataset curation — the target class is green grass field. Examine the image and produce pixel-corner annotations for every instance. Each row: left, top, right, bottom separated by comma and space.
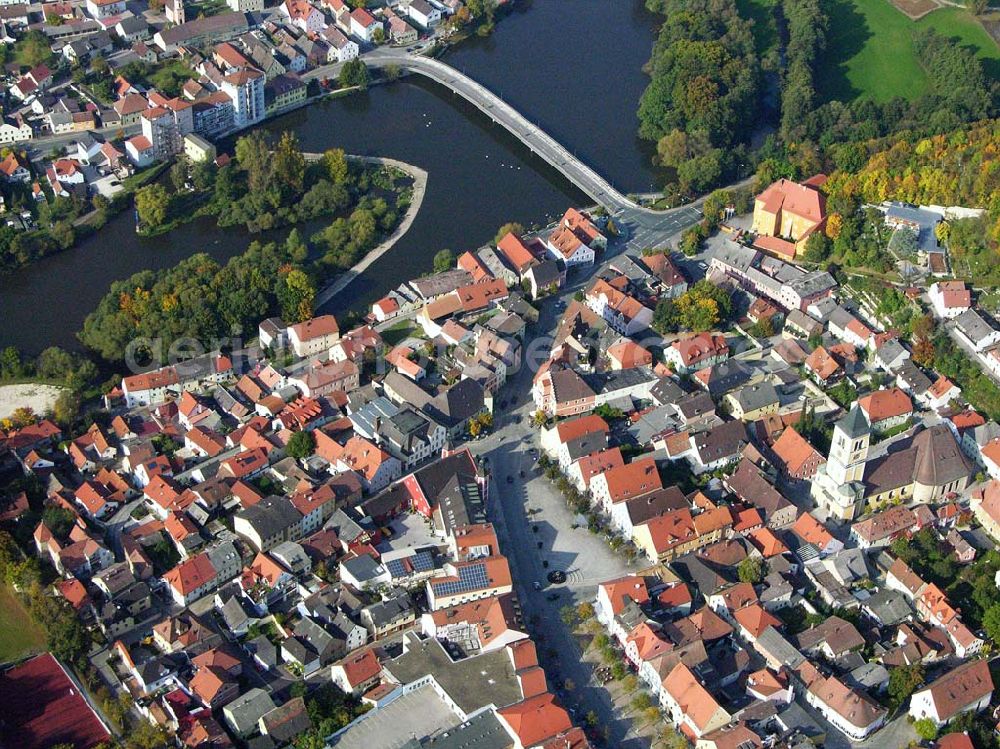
0, 585, 45, 664
818, 0, 1000, 102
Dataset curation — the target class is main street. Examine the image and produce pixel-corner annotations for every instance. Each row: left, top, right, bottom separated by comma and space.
465, 230, 690, 748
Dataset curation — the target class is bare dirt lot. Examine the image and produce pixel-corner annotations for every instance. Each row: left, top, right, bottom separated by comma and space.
890, 0, 940, 20
0, 383, 64, 421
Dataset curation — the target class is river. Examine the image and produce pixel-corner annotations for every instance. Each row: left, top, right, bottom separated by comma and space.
0, 0, 663, 355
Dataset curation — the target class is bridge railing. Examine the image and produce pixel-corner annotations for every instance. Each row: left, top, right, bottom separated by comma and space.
395, 55, 636, 211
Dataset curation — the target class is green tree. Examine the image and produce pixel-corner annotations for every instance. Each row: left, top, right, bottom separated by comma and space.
124, 722, 172, 749
652, 299, 679, 334
348, 207, 377, 248
560, 605, 579, 627
15, 31, 54, 68
287, 430, 316, 460
631, 692, 654, 712
285, 228, 308, 263
914, 718, 938, 742
273, 131, 306, 198
135, 183, 170, 229
169, 155, 188, 192
323, 147, 351, 186
737, 556, 764, 584
802, 232, 830, 263
42, 506, 75, 540
339, 59, 370, 90
660, 724, 689, 749
276, 268, 316, 323
494, 222, 524, 244
982, 602, 1000, 644
887, 664, 924, 710
433, 248, 455, 273
36, 347, 75, 380
235, 130, 272, 194
52, 390, 81, 428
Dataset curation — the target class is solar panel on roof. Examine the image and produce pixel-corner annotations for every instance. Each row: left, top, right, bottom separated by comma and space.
386, 558, 408, 578
432, 561, 490, 596
412, 551, 434, 572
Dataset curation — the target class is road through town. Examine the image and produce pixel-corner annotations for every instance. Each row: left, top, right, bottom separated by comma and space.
469, 245, 664, 747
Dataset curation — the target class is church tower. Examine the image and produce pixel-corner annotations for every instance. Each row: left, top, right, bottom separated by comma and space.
826, 406, 870, 484
166, 0, 185, 25
811, 405, 871, 521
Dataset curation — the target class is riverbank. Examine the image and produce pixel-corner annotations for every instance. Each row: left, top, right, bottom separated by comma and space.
313, 154, 428, 307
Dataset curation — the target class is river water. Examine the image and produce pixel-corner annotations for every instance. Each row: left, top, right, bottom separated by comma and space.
0, 0, 663, 355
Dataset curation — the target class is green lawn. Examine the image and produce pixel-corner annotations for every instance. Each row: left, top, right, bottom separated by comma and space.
818, 0, 1000, 102
0, 585, 45, 663
381, 320, 416, 346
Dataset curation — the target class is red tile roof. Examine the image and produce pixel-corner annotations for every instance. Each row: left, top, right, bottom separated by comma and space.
933, 281, 971, 310
858, 388, 912, 423
553, 414, 609, 444
497, 693, 572, 748
290, 314, 339, 342
599, 576, 649, 615
661, 662, 725, 734
756, 177, 826, 224
497, 231, 538, 273
338, 648, 380, 688
0, 653, 110, 749
600, 456, 662, 503
671, 333, 728, 368
921, 660, 993, 722
771, 427, 824, 477
164, 553, 216, 596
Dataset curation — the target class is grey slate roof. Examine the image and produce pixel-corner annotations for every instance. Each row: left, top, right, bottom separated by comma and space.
837, 406, 870, 439
364, 592, 414, 628
224, 688, 276, 736
422, 711, 511, 749
861, 588, 913, 626
734, 382, 779, 412
236, 496, 301, 542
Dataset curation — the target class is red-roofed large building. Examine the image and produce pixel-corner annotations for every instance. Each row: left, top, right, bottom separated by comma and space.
751, 175, 827, 259
666, 333, 729, 374
661, 662, 731, 739
422, 593, 527, 653
497, 231, 539, 276
585, 278, 653, 335
425, 555, 513, 610
596, 575, 649, 639
858, 387, 913, 432
589, 456, 662, 514
973, 479, 1000, 542
910, 660, 993, 726
929, 281, 972, 319
282, 0, 324, 31
288, 314, 339, 357
545, 208, 604, 267
0, 653, 111, 749
331, 648, 381, 695
497, 692, 573, 748
770, 427, 825, 481
162, 542, 240, 606
540, 413, 609, 468
349, 7, 381, 41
